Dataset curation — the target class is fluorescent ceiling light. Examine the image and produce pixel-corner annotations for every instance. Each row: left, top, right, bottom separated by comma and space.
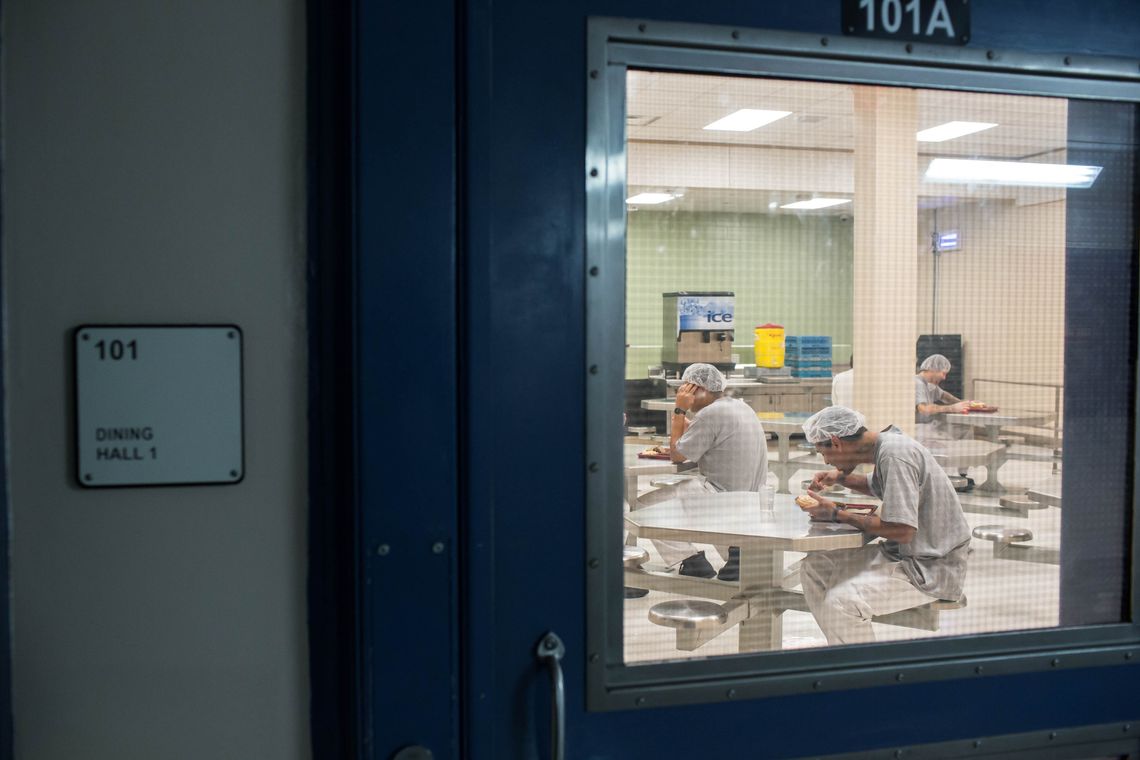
703, 109, 792, 132
625, 193, 675, 205
916, 121, 998, 142
780, 198, 851, 210
924, 158, 1102, 188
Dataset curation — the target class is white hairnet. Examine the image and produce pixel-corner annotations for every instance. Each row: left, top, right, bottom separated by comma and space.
680, 363, 726, 392
801, 406, 867, 443
920, 354, 951, 372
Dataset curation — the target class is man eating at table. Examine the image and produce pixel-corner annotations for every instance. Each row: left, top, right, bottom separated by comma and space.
915, 352, 981, 490
795, 406, 971, 645
640, 362, 768, 582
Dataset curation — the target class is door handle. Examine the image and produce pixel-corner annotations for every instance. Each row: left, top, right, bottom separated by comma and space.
535, 631, 565, 760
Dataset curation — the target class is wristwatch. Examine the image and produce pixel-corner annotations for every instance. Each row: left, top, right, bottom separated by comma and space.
673, 407, 686, 415
832, 504, 845, 522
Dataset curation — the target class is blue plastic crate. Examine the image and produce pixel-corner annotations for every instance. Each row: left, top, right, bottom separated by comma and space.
791, 369, 833, 378
785, 357, 832, 367
786, 346, 832, 359
785, 335, 832, 348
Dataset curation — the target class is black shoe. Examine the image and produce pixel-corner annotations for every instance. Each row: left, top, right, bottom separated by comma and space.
954, 476, 976, 493
717, 546, 740, 582
624, 586, 650, 598
678, 551, 716, 579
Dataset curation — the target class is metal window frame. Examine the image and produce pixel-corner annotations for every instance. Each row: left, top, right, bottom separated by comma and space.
584, 15, 1140, 711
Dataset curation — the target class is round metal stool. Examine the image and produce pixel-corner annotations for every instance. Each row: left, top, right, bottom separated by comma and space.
972, 524, 1034, 544
648, 600, 727, 629
623, 546, 651, 598
999, 495, 1042, 511
623, 546, 649, 568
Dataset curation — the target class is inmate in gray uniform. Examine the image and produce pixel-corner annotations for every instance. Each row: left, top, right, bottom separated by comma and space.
869, 427, 971, 600
675, 396, 767, 492
914, 374, 960, 442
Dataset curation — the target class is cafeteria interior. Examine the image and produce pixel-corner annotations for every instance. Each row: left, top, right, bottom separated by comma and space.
616, 69, 1130, 664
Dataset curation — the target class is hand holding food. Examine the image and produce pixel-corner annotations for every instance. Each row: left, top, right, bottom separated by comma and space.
809, 469, 840, 492
797, 490, 839, 521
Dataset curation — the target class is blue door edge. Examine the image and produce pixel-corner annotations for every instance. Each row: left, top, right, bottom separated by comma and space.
306, 1, 363, 757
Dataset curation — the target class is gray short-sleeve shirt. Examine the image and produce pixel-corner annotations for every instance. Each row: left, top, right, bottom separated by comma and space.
868, 427, 971, 600
915, 375, 951, 438
675, 396, 767, 492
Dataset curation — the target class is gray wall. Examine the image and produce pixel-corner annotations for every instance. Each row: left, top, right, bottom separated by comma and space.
3, 2, 309, 758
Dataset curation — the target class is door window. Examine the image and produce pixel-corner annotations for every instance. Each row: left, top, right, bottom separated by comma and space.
588, 25, 1139, 706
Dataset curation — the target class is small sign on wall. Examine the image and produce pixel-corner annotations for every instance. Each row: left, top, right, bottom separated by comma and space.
75, 325, 244, 487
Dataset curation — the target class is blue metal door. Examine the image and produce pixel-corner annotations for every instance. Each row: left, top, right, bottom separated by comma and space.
355, 1, 1140, 758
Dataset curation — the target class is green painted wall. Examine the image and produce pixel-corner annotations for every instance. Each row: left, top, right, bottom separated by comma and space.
626, 210, 854, 378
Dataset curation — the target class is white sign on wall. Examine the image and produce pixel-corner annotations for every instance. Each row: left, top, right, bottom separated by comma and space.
75, 325, 244, 487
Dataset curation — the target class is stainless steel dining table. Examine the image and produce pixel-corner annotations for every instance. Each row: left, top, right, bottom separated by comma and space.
623, 443, 697, 545
945, 408, 1056, 441
624, 491, 864, 651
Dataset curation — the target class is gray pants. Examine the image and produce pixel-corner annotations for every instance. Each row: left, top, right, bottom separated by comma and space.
801, 544, 932, 645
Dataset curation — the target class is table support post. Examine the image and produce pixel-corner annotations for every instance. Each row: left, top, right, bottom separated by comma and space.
737, 548, 785, 651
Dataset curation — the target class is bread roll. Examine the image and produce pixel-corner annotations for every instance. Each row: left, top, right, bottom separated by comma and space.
795, 494, 819, 508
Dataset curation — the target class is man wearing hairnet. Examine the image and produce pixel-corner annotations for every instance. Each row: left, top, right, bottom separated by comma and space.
915, 353, 986, 489
914, 354, 969, 438
639, 362, 768, 582
796, 406, 971, 645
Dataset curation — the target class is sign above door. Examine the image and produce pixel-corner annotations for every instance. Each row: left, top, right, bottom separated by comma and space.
841, 0, 970, 45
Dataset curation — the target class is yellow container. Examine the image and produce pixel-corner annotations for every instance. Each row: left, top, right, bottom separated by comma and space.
754, 324, 785, 368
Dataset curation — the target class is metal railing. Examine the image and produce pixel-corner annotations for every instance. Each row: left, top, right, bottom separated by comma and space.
971, 377, 1063, 452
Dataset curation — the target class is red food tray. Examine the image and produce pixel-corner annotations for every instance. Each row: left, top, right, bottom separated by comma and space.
637, 450, 672, 460
963, 405, 999, 414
